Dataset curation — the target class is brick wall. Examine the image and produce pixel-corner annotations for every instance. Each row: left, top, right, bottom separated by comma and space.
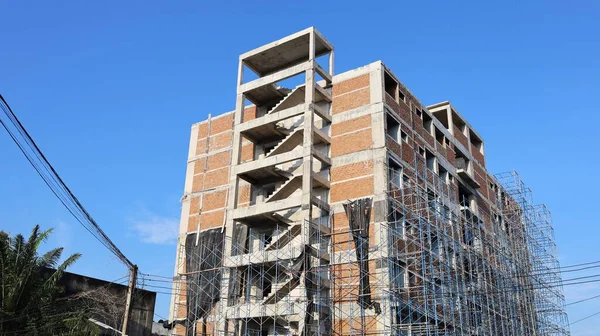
453, 126, 469, 149
185, 108, 257, 234
471, 144, 485, 166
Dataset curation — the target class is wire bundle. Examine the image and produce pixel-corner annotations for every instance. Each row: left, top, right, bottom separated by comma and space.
0, 94, 134, 269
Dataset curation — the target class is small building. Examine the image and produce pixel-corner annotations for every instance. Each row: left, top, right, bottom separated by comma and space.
58, 271, 157, 336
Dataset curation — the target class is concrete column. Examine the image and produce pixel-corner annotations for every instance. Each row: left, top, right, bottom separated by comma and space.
301, 31, 316, 237
447, 107, 455, 136
219, 59, 246, 335
329, 50, 335, 77
169, 123, 200, 323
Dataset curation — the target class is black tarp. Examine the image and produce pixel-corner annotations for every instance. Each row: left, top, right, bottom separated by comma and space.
185, 229, 223, 335
343, 198, 381, 314
227, 224, 248, 305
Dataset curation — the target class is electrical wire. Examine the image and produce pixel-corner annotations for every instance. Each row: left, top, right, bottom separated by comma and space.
570, 310, 600, 326
0, 94, 134, 269
566, 293, 600, 306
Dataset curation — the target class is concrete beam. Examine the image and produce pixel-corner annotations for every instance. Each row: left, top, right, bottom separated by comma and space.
224, 245, 303, 267
311, 195, 330, 212
313, 28, 334, 53
313, 104, 331, 123
226, 301, 302, 320
314, 61, 332, 83
232, 196, 302, 220
239, 61, 311, 94
312, 172, 330, 189
315, 83, 332, 102
312, 148, 331, 166
313, 125, 331, 144
238, 105, 305, 133
307, 220, 331, 235
239, 28, 313, 61
235, 148, 303, 175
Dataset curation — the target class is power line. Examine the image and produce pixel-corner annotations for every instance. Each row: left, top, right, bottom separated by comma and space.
140, 273, 174, 280
147, 273, 600, 300
566, 293, 600, 306
0, 94, 134, 269
141, 258, 600, 285
570, 310, 600, 326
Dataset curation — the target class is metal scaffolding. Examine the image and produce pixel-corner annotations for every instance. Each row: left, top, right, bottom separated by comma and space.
170, 165, 570, 335
323, 157, 570, 335
171, 218, 332, 336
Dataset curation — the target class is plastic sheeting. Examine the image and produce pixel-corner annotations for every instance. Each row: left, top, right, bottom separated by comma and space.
344, 197, 381, 313
227, 224, 248, 305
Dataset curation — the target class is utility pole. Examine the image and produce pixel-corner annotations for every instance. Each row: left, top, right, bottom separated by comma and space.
121, 265, 138, 336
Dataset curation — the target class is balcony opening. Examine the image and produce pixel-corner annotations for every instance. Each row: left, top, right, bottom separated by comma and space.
458, 185, 472, 208
426, 150, 436, 171
398, 89, 405, 102
401, 130, 408, 143
386, 113, 400, 142
438, 164, 448, 183
389, 159, 403, 188
455, 149, 480, 188
432, 109, 449, 129
422, 112, 433, 135
455, 151, 470, 172
470, 131, 484, 154
452, 111, 467, 136
384, 72, 398, 100
435, 127, 447, 148
388, 205, 404, 237
415, 108, 423, 119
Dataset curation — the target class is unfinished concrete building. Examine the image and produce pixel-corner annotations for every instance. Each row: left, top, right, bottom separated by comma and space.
168, 27, 570, 336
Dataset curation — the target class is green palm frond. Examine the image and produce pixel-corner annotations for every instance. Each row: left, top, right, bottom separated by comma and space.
0, 225, 98, 336
40, 247, 63, 269
32, 226, 52, 250
43, 252, 81, 291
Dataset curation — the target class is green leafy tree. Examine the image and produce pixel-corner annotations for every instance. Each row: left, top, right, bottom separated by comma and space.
0, 225, 99, 336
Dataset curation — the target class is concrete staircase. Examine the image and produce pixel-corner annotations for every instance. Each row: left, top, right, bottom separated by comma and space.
266, 129, 303, 158
274, 115, 304, 136
262, 276, 300, 305
264, 224, 301, 251
268, 86, 305, 114
265, 176, 302, 203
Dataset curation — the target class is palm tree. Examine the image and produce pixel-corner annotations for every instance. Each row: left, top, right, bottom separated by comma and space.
0, 225, 99, 335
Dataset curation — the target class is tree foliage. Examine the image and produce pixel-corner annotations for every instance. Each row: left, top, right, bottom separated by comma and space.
0, 225, 99, 335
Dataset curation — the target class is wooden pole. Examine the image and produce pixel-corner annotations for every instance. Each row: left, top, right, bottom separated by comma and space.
121, 265, 138, 336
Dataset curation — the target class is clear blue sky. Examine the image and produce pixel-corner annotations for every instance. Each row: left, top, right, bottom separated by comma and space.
1, 1, 599, 333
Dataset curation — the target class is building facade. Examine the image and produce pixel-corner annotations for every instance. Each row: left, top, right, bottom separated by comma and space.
169, 27, 570, 336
